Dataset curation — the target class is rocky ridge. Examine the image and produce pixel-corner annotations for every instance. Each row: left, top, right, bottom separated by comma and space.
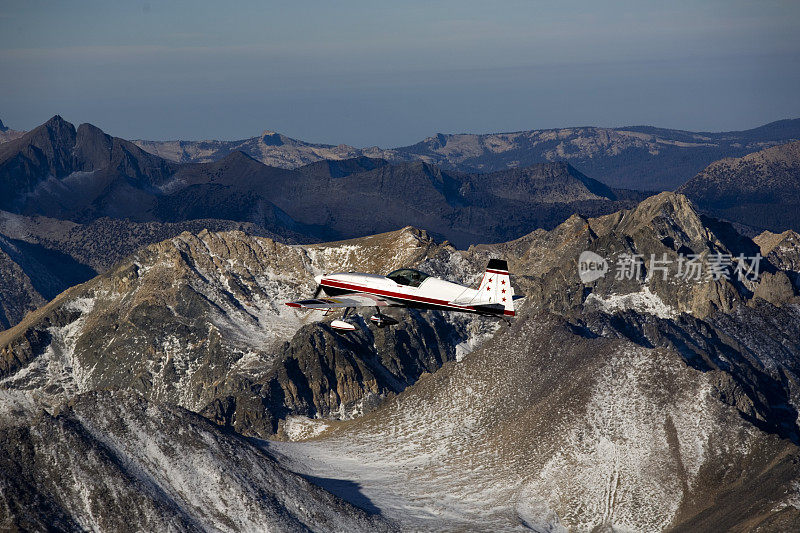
679, 140, 800, 233
0, 389, 393, 532
0, 226, 491, 437
0, 210, 294, 329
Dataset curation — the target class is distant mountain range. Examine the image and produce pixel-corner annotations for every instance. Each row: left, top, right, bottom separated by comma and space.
129, 119, 800, 190
4, 117, 799, 191
679, 140, 800, 234
0, 116, 646, 246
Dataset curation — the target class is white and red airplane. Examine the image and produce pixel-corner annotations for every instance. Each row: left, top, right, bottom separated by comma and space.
285, 259, 519, 331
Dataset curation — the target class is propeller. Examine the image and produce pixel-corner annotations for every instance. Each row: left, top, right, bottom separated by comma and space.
312, 284, 322, 299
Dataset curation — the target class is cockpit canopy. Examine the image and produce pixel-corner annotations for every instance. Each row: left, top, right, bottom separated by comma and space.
387, 268, 431, 287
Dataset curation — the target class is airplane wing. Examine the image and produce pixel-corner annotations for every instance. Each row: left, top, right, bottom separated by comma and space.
285, 292, 394, 310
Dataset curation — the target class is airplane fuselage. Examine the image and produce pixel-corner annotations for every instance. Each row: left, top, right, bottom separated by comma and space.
315, 271, 514, 316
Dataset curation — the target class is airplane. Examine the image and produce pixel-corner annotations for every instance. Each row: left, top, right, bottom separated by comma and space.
285, 259, 520, 331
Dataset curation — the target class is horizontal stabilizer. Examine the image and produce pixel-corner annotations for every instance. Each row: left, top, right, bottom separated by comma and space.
472, 302, 506, 315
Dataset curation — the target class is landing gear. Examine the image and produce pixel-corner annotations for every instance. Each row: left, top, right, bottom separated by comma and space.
369, 307, 398, 328
330, 307, 398, 332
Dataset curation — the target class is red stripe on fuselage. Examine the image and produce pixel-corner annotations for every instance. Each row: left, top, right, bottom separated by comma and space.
320, 278, 515, 316
485, 269, 508, 275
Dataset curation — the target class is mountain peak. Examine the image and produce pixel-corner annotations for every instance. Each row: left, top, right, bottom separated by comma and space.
632, 190, 695, 213
611, 192, 709, 244
755, 229, 800, 255
0, 118, 7, 132
76, 122, 106, 136
43, 114, 71, 129
260, 130, 285, 146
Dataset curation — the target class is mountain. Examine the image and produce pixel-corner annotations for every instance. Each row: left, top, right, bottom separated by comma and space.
0, 116, 651, 331
0, 210, 292, 329
0, 116, 179, 221
270, 308, 800, 531
0, 230, 95, 330
0, 390, 392, 532
133, 119, 800, 190
134, 129, 370, 169
756, 229, 800, 271
678, 140, 800, 233
0, 227, 486, 437
755, 229, 800, 291
2, 192, 800, 529
252, 159, 645, 246
268, 194, 800, 530
1, 116, 639, 246
0, 118, 25, 144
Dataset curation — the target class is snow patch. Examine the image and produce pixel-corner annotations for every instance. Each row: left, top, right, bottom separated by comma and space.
586, 286, 677, 318
454, 316, 501, 362
284, 416, 330, 441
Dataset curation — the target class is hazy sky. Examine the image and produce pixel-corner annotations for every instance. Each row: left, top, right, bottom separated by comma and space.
1, 0, 799, 146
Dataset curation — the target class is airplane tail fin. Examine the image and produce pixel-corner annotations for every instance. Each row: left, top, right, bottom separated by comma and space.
477, 259, 515, 316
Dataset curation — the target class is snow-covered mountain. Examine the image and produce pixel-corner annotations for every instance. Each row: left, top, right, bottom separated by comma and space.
0, 210, 287, 329
2, 191, 800, 530
270, 310, 800, 531
0, 226, 491, 436
0, 389, 393, 532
